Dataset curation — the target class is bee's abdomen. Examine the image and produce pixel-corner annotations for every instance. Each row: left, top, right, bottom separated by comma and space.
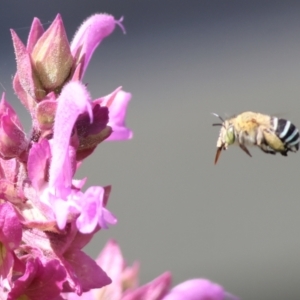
272, 117, 299, 152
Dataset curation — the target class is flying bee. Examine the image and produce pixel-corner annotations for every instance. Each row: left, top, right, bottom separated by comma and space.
212, 111, 299, 164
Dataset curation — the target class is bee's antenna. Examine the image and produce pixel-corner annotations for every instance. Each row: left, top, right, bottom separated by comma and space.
211, 113, 225, 123
212, 113, 225, 128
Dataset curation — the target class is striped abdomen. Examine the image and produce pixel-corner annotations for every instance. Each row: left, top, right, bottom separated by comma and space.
272, 117, 299, 153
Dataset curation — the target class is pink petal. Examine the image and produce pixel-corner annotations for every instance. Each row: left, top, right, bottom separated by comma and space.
70, 14, 118, 78
0, 114, 27, 159
123, 272, 171, 300
96, 88, 133, 141
27, 139, 51, 190
63, 291, 93, 300
0, 202, 22, 250
97, 239, 124, 280
75, 186, 117, 234
93, 240, 131, 300
51, 196, 74, 230
64, 249, 111, 292
8, 258, 66, 300
49, 81, 92, 188
163, 279, 239, 300
0, 93, 23, 128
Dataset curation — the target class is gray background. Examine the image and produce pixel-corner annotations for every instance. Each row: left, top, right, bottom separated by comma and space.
1, 1, 300, 299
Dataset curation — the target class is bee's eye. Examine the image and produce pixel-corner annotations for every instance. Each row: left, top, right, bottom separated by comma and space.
225, 127, 235, 145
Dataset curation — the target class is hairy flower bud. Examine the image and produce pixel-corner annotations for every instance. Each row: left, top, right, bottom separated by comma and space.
31, 14, 73, 92
36, 95, 57, 130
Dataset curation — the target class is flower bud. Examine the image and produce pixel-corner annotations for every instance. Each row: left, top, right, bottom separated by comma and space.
31, 14, 73, 92
36, 95, 57, 130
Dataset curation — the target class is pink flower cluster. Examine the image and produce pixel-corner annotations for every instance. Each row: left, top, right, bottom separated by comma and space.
0, 13, 238, 300
65, 240, 239, 300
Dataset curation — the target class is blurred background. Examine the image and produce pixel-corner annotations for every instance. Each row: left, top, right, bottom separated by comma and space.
1, 1, 300, 299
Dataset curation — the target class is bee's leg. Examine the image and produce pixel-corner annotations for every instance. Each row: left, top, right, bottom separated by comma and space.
259, 143, 276, 155
239, 143, 252, 157
256, 127, 276, 154
255, 127, 264, 146
280, 150, 288, 156
238, 132, 252, 157
262, 127, 285, 155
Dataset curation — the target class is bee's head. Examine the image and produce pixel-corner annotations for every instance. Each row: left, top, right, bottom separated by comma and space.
218, 122, 236, 147
212, 113, 235, 164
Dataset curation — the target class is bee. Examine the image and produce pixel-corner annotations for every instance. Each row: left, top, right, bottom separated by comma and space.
212, 111, 299, 164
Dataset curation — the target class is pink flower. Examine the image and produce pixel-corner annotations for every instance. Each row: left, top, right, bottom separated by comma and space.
11, 13, 132, 147
94, 87, 133, 141
65, 240, 239, 300
24, 81, 117, 233
70, 14, 125, 79
0, 13, 132, 299
5, 13, 132, 233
